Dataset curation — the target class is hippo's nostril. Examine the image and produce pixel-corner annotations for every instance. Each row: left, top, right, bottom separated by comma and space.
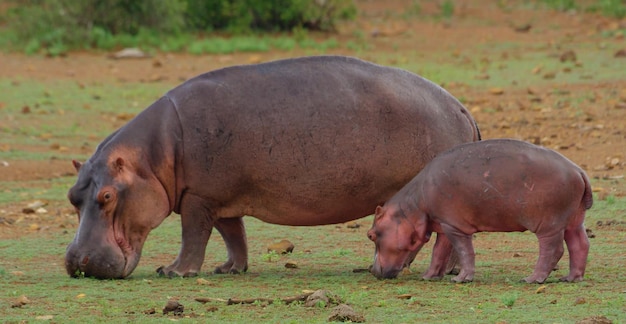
81, 256, 89, 266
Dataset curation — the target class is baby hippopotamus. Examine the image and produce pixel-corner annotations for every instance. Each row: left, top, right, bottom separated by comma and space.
368, 139, 592, 284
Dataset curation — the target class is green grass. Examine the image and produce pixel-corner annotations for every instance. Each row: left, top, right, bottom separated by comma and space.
0, 79, 170, 162
1, 198, 625, 322
386, 44, 626, 89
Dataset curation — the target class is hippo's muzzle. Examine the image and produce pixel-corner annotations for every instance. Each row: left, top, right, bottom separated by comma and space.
370, 253, 402, 279
65, 242, 128, 279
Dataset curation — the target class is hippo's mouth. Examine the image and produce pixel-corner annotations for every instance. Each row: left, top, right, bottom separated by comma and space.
370, 251, 403, 279
113, 221, 140, 278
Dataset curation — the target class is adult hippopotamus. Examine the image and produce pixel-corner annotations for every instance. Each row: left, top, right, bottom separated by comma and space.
368, 139, 592, 284
65, 55, 480, 279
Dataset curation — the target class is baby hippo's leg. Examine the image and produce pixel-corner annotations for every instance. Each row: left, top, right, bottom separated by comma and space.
561, 224, 589, 282
524, 231, 564, 284
441, 224, 476, 283
422, 233, 454, 280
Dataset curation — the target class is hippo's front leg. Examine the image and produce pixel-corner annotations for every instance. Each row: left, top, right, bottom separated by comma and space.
422, 233, 454, 280
157, 195, 213, 277
213, 217, 248, 274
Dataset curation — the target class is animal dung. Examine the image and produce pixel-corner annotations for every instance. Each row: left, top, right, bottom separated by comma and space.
162, 299, 184, 315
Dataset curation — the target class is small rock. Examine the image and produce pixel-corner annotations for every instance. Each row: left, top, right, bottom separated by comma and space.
110, 48, 150, 59
267, 239, 294, 254
11, 295, 29, 308
26, 200, 48, 209
489, 87, 504, 95
21, 105, 31, 114
586, 228, 595, 238
196, 278, 212, 285
328, 304, 365, 323
513, 23, 532, 33
285, 261, 298, 269
163, 299, 184, 315
345, 221, 360, 229
543, 71, 557, 79
560, 50, 577, 62
513, 252, 522, 257
143, 308, 156, 315
396, 293, 413, 299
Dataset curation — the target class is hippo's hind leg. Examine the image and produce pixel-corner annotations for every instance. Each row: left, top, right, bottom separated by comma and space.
441, 224, 476, 283
524, 231, 564, 284
157, 194, 213, 278
560, 223, 589, 282
213, 217, 249, 274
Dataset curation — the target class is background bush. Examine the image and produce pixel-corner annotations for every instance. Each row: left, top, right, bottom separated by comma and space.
1, 0, 356, 55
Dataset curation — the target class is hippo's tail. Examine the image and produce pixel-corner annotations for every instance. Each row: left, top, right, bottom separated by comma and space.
581, 171, 593, 210
458, 106, 481, 142
473, 119, 482, 141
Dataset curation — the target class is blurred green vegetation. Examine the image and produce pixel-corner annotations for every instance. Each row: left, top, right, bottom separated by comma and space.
0, 0, 356, 56
0, 0, 624, 56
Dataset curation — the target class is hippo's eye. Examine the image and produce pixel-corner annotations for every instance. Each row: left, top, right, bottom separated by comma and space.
97, 188, 116, 204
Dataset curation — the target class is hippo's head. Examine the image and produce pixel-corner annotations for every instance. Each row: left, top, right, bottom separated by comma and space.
65, 151, 171, 279
367, 205, 430, 279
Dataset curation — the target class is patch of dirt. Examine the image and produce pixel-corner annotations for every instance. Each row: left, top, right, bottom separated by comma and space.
0, 0, 624, 240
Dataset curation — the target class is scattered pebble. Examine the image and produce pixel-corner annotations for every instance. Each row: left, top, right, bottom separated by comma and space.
267, 239, 294, 254
285, 261, 298, 269
11, 295, 29, 308
109, 48, 150, 60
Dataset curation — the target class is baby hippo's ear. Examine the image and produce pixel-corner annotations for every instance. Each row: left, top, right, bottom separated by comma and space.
374, 205, 384, 219
72, 160, 83, 171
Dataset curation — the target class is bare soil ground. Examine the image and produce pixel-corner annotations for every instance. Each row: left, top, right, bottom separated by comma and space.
0, 0, 624, 238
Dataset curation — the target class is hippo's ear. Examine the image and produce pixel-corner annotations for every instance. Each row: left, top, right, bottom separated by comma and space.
72, 160, 82, 171
114, 157, 125, 172
374, 205, 383, 218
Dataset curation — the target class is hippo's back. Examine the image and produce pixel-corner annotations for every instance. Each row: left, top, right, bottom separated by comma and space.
167, 56, 478, 225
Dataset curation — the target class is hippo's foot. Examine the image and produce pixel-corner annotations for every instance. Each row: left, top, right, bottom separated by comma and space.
521, 275, 547, 284
214, 260, 248, 275
450, 270, 474, 283
450, 276, 473, 283
421, 267, 445, 280
156, 266, 198, 278
559, 274, 584, 283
